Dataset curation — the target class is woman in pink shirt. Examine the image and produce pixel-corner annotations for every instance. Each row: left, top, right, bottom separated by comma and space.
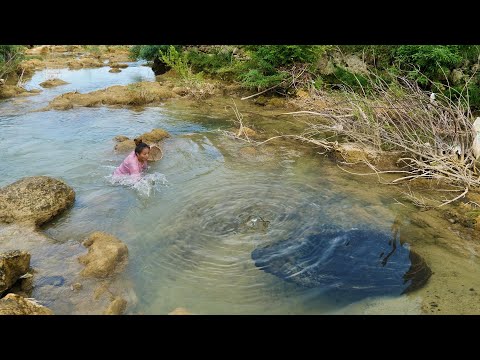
113, 138, 150, 180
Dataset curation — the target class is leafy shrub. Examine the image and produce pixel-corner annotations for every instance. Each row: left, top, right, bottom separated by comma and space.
0, 45, 25, 78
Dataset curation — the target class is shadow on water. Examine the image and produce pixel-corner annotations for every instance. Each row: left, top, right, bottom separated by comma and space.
251, 219, 432, 306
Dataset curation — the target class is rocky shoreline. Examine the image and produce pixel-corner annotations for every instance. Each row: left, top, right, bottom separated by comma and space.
0, 176, 134, 315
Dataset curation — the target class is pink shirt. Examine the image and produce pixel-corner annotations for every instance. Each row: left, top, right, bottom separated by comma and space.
113, 151, 147, 179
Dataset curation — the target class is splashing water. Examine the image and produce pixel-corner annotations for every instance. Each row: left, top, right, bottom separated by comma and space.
105, 172, 168, 197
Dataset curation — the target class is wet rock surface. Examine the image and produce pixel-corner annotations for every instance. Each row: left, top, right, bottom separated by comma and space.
39, 79, 69, 88
0, 250, 31, 293
0, 293, 53, 315
43, 82, 176, 111
78, 232, 129, 278
0, 176, 75, 226
114, 128, 169, 161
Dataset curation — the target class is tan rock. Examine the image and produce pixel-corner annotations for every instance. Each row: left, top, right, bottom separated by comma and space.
103, 297, 127, 315
114, 129, 169, 162
0, 85, 30, 99
0, 294, 53, 315
78, 232, 128, 278
0, 176, 75, 226
70, 283, 83, 291
114, 140, 163, 161
139, 128, 171, 143
93, 283, 112, 300
114, 135, 130, 142
114, 139, 136, 153
109, 68, 122, 73
44, 82, 176, 110
39, 79, 69, 88
46, 96, 74, 110
109, 63, 128, 69
0, 250, 31, 292
68, 57, 104, 69
18, 59, 44, 74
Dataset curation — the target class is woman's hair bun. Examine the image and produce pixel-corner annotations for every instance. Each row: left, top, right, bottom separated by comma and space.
134, 138, 143, 146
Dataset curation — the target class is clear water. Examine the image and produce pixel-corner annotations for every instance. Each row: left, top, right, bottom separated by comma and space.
2, 64, 480, 314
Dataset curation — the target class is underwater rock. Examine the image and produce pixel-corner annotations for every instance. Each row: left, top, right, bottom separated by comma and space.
252, 228, 432, 299
240, 215, 270, 232
78, 232, 128, 278
114, 135, 129, 142
35, 275, 65, 288
0, 250, 31, 293
0, 176, 75, 226
139, 128, 170, 143
114, 139, 136, 152
109, 63, 128, 69
0, 294, 53, 315
103, 297, 127, 315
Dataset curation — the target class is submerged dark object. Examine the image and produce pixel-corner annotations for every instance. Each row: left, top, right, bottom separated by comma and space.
252, 228, 431, 298
35, 276, 65, 288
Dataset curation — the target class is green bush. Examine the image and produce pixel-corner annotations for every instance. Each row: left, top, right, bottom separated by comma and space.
450, 83, 480, 110
245, 45, 323, 68
330, 66, 370, 92
0, 45, 25, 78
130, 45, 182, 61
159, 45, 202, 83
239, 69, 287, 90
238, 45, 325, 90
186, 48, 234, 76
393, 45, 462, 80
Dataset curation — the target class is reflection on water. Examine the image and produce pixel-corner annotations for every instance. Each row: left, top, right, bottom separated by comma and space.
1, 62, 480, 314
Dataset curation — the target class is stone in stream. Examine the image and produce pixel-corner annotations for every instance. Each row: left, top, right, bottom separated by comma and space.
0, 176, 75, 226
113, 128, 169, 161
240, 215, 270, 232
103, 297, 127, 315
39, 79, 69, 88
251, 228, 432, 300
0, 294, 54, 315
78, 232, 128, 278
0, 250, 31, 293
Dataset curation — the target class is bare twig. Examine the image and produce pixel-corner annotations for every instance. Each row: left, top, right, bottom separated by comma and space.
438, 187, 469, 207
280, 71, 478, 207
241, 84, 282, 100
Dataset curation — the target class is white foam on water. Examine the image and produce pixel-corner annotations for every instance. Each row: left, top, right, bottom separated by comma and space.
105, 172, 169, 197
